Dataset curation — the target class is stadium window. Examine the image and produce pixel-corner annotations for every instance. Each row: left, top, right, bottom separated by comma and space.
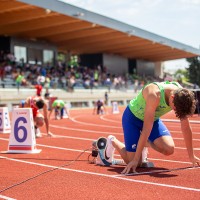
14, 46, 27, 63
28, 47, 42, 65
43, 50, 54, 64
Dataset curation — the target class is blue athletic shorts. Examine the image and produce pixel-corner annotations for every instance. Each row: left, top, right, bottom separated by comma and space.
55, 107, 64, 117
122, 106, 171, 152
60, 107, 64, 117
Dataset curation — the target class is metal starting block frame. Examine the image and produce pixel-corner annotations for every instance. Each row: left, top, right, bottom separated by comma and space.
140, 162, 154, 168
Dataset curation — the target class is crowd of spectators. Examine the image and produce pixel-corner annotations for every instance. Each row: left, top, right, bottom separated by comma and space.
0, 50, 164, 93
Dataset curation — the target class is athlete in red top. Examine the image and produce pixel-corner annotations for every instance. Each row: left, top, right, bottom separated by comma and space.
35, 84, 43, 96
21, 96, 53, 137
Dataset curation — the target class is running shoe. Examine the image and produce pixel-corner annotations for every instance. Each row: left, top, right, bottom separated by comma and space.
95, 135, 121, 166
35, 127, 42, 138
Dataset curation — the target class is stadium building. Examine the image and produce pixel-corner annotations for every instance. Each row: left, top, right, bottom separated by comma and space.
0, 0, 200, 78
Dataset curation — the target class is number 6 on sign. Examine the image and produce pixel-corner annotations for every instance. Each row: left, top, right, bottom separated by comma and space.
14, 117, 28, 143
7, 108, 41, 154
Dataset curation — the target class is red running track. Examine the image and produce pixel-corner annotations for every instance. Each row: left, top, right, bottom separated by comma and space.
0, 106, 200, 200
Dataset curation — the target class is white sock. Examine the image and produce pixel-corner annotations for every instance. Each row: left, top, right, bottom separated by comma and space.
106, 135, 116, 160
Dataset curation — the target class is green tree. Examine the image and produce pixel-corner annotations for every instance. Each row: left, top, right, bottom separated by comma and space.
174, 69, 189, 82
186, 56, 200, 87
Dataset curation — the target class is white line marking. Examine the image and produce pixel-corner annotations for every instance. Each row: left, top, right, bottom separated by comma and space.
113, 166, 200, 177
69, 116, 200, 134
162, 119, 200, 124
100, 115, 121, 124
0, 155, 200, 192
0, 195, 16, 200
0, 137, 197, 165
50, 124, 123, 135
50, 125, 200, 138
71, 116, 121, 128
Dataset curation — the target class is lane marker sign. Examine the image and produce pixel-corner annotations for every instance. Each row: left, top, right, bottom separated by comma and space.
7, 108, 41, 154
0, 107, 11, 134
112, 102, 120, 114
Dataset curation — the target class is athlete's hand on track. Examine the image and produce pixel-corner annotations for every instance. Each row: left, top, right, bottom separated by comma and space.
191, 155, 200, 167
121, 160, 138, 175
47, 132, 54, 137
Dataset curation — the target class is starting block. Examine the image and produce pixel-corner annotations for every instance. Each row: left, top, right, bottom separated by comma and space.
140, 162, 154, 168
140, 147, 154, 168
0, 107, 11, 134
112, 101, 120, 114
7, 108, 41, 154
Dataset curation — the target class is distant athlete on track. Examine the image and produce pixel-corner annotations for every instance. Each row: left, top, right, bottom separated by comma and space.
20, 96, 53, 137
49, 99, 70, 120
95, 81, 200, 174
93, 99, 106, 115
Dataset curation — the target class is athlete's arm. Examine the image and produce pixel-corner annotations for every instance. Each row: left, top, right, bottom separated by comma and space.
48, 105, 54, 119
180, 118, 200, 166
48, 109, 53, 119
122, 85, 160, 174
43, 102, 53, 137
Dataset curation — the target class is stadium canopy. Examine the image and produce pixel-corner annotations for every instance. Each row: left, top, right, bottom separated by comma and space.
0, 0, 200, 62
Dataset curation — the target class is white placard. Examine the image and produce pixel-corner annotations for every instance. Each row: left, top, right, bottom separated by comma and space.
7, 108, 41, 154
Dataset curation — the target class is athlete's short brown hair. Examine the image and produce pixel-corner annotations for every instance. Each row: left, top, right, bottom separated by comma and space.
173, 88, 197, 119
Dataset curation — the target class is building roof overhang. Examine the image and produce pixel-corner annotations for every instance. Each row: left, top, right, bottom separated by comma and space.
0, 0, 199, 61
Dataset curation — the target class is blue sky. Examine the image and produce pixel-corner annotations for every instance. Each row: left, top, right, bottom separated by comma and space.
59, 0, 200, 72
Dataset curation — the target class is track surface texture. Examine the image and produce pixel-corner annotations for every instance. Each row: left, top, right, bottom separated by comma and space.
0, 106, 200, 200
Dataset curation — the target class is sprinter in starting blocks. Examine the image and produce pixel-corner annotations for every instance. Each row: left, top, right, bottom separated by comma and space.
20, 96, 54, 137
7, 108, 41, 153
49, 99, 70, 120
99, 81, 200, 175
93, 99, 106, 115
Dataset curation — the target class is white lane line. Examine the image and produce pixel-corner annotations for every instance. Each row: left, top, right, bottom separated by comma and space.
0, 155, 200, 192
69, 116, 200, 134
170, 131, 200, 135
162, 119, 200, 124
0, 137, 197, 164
100, 115, 121, 124
99, 114, 200, 125
0, 195, 16, 200
113, 166, 200, 177
50, 124, 200, 137
71, 116, 121, 128
50, 124, 123, 136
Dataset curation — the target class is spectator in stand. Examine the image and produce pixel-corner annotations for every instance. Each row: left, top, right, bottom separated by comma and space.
134, 79, 139, 93
105, 74, 112, 93
0, 63, 5, 81
4, 62, 12, 75
113, 75, 119, 91
44, 75, 51, 97
15, 71, 27, 91
36, 73, 45, 86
